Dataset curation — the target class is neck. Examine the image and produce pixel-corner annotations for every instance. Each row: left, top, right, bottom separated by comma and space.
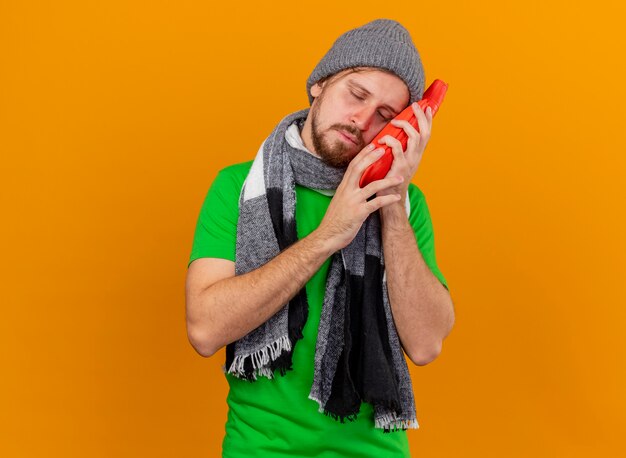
300, 112, 318, 156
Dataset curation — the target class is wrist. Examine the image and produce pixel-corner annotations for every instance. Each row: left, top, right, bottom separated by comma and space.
309, 228, 339, 258
380, 199, 409, 226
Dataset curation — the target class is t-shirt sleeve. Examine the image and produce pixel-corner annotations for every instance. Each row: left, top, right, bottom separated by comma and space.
187, 168, 241, 268
408, 186, 449, 291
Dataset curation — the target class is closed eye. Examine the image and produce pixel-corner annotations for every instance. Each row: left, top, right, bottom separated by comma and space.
351, 91, 364, 101
351, 92, 392, 122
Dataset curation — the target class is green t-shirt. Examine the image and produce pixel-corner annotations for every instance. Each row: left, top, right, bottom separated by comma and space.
188, 160, 449, 458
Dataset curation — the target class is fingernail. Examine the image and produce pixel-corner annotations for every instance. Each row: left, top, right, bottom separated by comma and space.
366, 144, 375, 150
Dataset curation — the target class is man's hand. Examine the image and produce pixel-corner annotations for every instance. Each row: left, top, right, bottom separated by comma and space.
375, 103, 433, 200
316, 144, 406, 253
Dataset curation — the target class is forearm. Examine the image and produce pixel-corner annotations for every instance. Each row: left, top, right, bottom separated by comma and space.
193, 230, 335, 357
380, 202, 454, 365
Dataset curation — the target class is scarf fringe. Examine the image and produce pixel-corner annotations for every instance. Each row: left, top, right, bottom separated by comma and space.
307, 393, 325, 413
375, 414, 419, 433
309, 393, 418, 432
323, 409, 358, 424
222, 334, 292, 381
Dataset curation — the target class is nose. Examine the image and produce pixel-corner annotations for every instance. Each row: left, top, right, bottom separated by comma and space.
349, 105, 378, 133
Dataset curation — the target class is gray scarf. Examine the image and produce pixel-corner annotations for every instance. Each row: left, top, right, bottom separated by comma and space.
221, 107, 419, 432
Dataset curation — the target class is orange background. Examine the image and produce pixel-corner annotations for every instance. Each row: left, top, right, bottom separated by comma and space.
1, 1, 625, 457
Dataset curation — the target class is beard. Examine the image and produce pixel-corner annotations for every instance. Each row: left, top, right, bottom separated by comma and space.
309, 91, 364, 169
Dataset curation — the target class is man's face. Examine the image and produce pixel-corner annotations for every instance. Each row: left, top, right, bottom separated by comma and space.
304, 68, 410, 168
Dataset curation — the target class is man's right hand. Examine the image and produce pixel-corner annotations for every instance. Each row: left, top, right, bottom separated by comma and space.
316, 144, 405, 253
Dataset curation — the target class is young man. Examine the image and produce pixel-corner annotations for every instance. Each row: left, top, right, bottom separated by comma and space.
186, 18, 454, 458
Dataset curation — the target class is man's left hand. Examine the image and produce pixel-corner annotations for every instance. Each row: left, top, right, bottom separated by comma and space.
374, 103, 433, 200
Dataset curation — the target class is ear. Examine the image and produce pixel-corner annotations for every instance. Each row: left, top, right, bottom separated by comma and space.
311, 81, 323, 98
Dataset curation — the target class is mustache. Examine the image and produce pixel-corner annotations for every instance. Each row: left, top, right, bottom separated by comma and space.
333, 125, 362, 145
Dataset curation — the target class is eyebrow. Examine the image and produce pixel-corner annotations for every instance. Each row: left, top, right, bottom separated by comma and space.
346, 79, 403, 116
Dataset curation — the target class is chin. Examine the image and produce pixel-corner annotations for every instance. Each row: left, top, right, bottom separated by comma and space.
312, 133, 353, 168
324, 149, 352, 169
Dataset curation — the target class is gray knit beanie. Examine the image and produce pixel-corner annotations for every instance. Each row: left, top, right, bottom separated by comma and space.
306, 18, 425, 106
